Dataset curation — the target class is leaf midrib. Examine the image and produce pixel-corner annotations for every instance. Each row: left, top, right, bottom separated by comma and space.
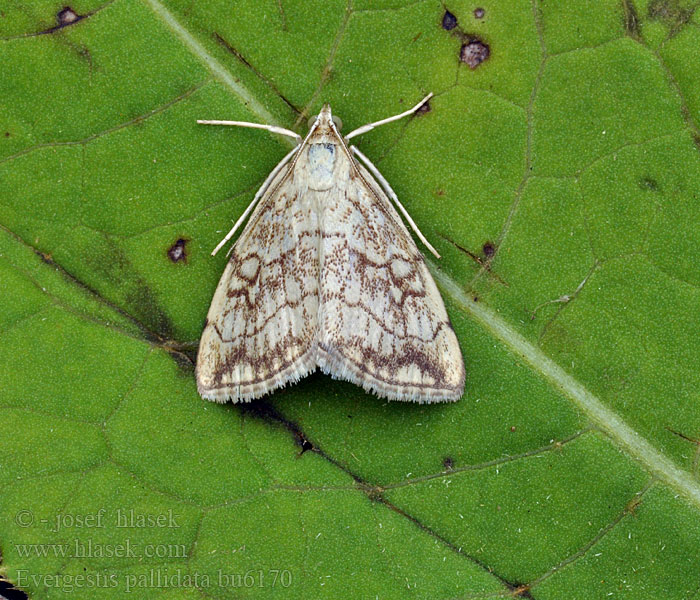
429, 264, 700, 509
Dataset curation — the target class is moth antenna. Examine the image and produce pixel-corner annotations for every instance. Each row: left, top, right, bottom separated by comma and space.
345, 93, 433, 141
197, 119, 302, 145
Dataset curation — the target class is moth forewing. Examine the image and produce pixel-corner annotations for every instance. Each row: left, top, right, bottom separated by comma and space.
195, 155, 321, 403
196, 96, 465, 403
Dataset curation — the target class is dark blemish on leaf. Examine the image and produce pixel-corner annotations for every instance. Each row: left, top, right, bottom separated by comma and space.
168, 348, 195, 372
638, 176, 659, 191
510, 426, 516, 432
449, 239, 483, 265
33, 5, 85, 36
357, 481, 385, 503
412, 31, 422, 43
460, 40, 490, 69
241, 401, 320, 459
621, 0, 642, 39
85, 236, 175, 340
473, 295, 479, 302
167, 238, 188, 263
442, 10, 458, 30
123, 282, 175, 340
18, 231, 171, 347
512, 584, 533, 598
482, 241, 495, 257
57, 6, 81, 26
625, 495, 643, 516
299, 436, 314, 454
416, 98, 432, 115
4, 132, 10, 137
442, 235, 510, 286
444, 237, 508, 286
648, 0, 695, 36
474, 7, 485, 19
443, 456, 454, 470
648, 0, 670, 18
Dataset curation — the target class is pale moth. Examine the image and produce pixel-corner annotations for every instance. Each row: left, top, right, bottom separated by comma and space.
195, 94, 465, 403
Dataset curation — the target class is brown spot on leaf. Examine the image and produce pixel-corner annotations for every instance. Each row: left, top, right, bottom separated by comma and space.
474, 7, 485, 19
298, 434, 314, 454
625, 495, 643, 516
510, 426, 516, 432
648, 0, 695, 36
416, 98, 432, 115
57, 6, 82, 27
442, 10, 458, 30
460, 40, 490, 69
482, 241, 495, 257
512, 584, 532, 597
357, 482, 385, 503
167, 238, 188, 263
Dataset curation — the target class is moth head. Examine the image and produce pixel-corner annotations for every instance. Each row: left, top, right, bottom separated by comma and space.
308, 105, 343, 132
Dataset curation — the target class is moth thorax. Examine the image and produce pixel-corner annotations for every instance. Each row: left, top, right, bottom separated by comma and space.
306, 143, 338, 191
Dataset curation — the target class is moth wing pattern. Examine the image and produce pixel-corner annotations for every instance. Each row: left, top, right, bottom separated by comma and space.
195, 165, 320, 402
196, 97, 465, 403
317, 154, 465, 402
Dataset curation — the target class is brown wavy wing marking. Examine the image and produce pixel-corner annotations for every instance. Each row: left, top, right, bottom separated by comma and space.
195, 169, 320, 403
317, 157, 465, 403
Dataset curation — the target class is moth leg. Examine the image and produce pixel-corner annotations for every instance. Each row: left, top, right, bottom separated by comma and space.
197, 119, 302, 144
344, 93, 433, 141
350, 145, 441, 259
211, 144, 300, 256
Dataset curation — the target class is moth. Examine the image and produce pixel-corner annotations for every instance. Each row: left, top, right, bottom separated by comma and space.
195, 94, 465, 403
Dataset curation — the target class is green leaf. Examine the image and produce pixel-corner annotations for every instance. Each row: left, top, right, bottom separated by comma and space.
2, 1, 700, 598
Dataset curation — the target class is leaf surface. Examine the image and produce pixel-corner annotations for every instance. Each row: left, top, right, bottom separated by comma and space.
1, 1, 700, 598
